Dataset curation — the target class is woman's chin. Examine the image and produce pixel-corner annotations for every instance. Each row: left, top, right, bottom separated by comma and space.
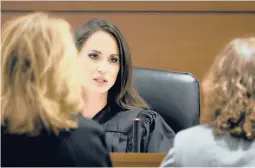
89, 86, 110, 94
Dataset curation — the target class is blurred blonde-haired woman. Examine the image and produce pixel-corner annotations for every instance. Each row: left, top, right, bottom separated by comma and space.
1, 12, 112, 167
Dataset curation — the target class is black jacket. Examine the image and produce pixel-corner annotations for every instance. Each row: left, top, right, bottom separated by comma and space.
1, 117, 112, 167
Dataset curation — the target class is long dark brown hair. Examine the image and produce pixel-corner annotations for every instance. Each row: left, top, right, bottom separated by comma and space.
202, 37, 255, 140
75, 19, 149, 110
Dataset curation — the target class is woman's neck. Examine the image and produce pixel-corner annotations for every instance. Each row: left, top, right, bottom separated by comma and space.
81, 91, 108, 119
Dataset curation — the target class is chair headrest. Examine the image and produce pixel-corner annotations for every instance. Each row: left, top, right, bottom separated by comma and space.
133, 67, 200, 133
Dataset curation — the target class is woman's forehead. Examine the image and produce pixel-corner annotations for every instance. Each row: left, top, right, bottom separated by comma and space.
83, 31, 119, 55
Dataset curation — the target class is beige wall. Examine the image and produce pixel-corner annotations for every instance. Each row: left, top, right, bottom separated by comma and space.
2, 1, 255, 122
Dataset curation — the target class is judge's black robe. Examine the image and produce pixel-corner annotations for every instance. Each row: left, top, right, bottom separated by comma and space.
89, 104, 175, 153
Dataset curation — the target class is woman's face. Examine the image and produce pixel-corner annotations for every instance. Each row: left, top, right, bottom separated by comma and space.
79, 31, 120, 94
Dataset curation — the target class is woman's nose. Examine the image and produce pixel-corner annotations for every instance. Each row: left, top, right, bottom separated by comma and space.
97, 66, 106, 74
96, 60, 109, 74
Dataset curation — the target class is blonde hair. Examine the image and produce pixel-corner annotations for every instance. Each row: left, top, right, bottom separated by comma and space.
202, 37, 255, 140
1, 12, 83, 136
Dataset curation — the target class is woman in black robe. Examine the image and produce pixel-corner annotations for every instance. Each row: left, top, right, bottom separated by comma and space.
76, 19, 175, 153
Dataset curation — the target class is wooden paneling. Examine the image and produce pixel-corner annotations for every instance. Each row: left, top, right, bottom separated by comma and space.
110, 153, 166, 167
2, 1, 255, 123
2, 12, 255, 81
2, 1, 255, 12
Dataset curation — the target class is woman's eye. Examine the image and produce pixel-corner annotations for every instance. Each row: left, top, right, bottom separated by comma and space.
110, 57, 119, 63
88, 53, 98, 60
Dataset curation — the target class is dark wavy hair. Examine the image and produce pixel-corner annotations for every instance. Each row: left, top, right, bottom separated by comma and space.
75, 19, 149, 110
202, 37, 255, 141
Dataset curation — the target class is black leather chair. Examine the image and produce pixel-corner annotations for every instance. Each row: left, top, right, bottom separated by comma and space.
132, 67, 200, 133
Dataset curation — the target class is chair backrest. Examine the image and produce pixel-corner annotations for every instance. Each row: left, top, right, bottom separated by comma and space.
132, 67, 200, 133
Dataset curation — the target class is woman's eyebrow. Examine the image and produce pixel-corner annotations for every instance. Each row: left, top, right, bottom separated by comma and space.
111, 54, 119, 57
88, 49, 102, 54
